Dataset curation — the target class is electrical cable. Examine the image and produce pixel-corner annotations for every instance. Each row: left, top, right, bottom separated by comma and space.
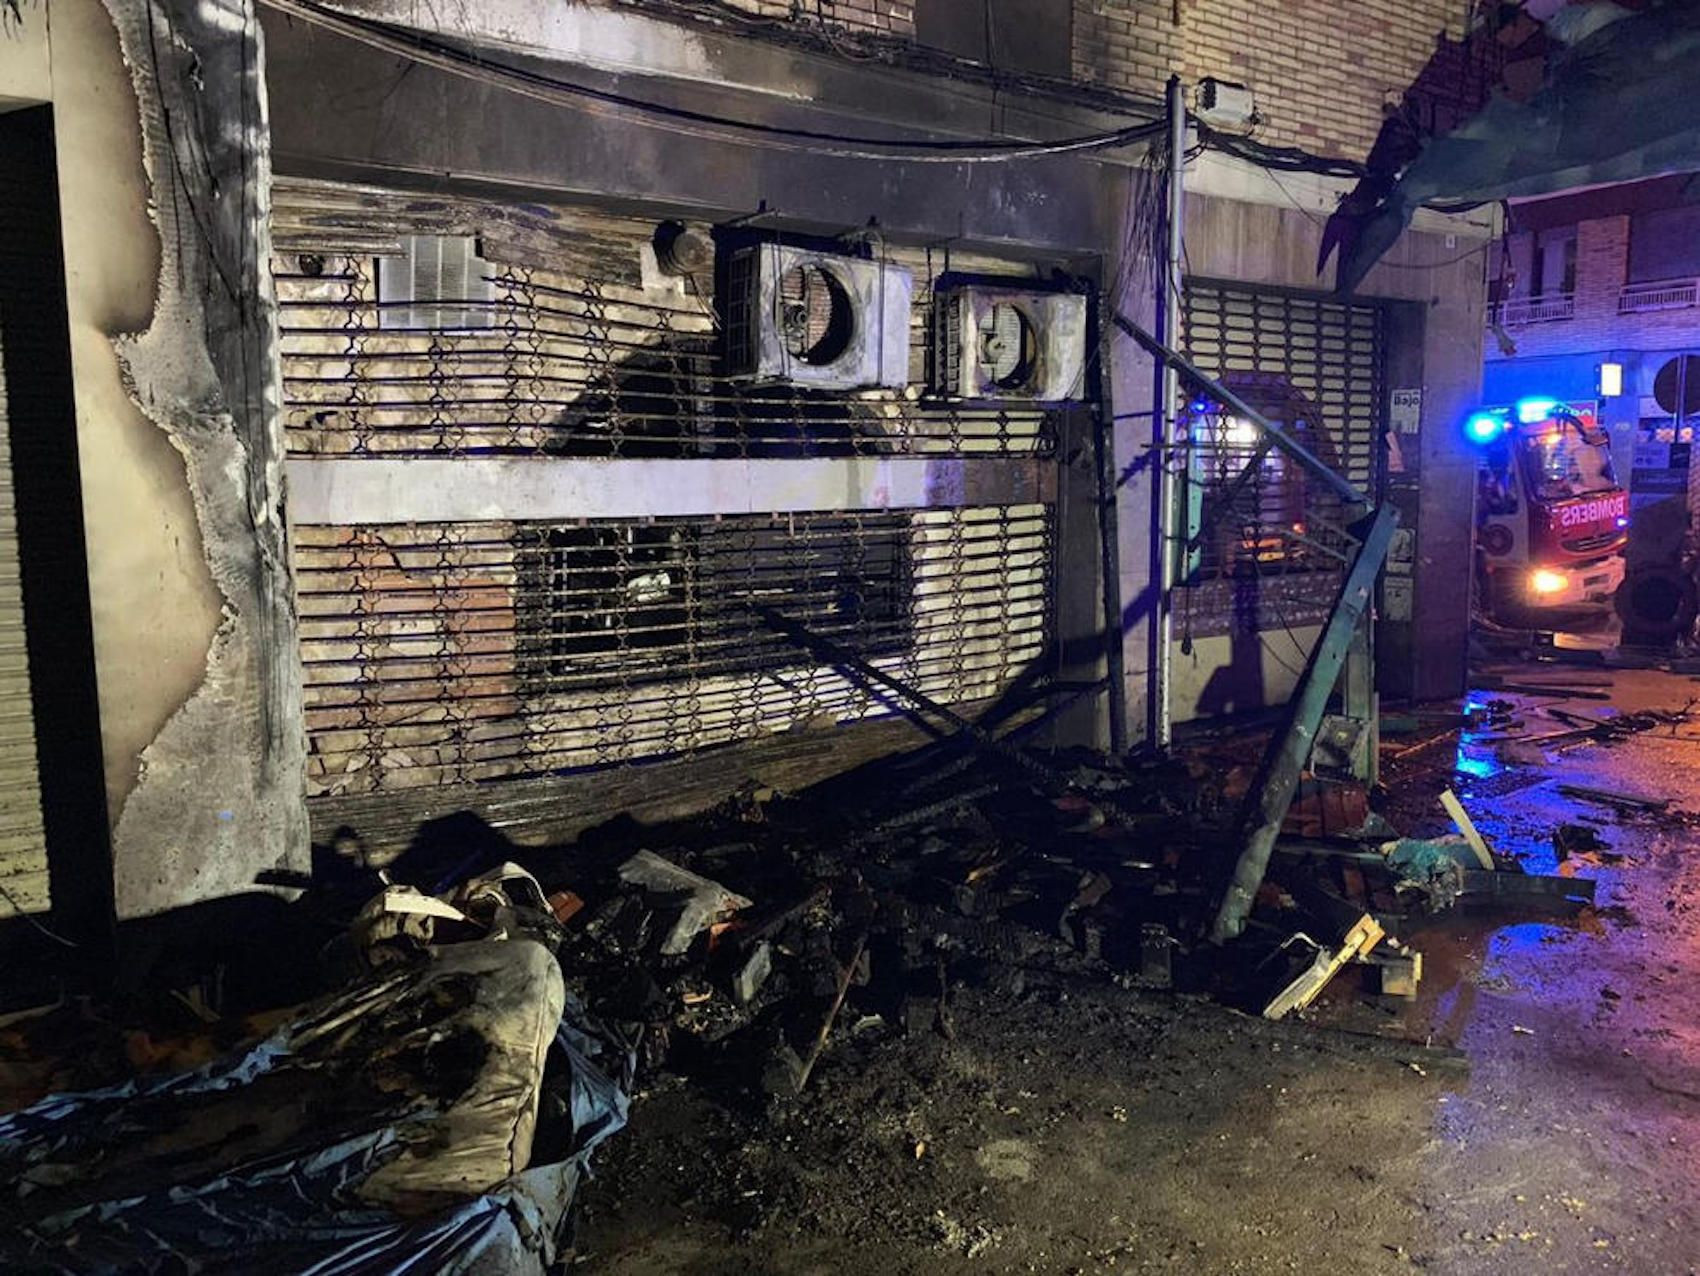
1196, 119, 1488, 215
259, 0, 1165, 162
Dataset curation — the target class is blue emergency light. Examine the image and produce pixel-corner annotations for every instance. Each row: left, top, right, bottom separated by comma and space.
1464, 410, 1507, 444
1515, 396, 1560, 424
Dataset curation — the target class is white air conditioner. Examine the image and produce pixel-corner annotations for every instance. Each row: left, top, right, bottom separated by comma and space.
933, 285, 1087, 403
724, 244, 912, 390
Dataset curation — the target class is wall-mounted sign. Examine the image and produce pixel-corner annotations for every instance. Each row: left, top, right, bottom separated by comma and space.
1390, 388, 1422, 434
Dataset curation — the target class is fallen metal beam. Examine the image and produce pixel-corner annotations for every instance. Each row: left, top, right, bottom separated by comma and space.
753, 606, 1149, 828
1459, 868, 1595, 906
1211, 503, 1400, 944
1556, 783, 1671, 812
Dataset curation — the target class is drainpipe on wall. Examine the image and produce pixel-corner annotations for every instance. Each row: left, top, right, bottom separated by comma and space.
1149, 74, 1186, 750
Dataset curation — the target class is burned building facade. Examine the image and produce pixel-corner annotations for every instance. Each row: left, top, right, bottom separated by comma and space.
0, 0, 1488, 938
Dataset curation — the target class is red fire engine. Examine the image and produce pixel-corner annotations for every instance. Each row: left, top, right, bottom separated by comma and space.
1468, 398, 1629, 627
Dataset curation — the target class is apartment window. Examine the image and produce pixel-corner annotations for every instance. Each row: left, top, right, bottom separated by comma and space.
1629, 205, 1700, 283
1534, 229, 1577, 298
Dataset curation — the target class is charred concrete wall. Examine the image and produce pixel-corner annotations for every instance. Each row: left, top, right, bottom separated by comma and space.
7, 0, 306, 921
263, 0, 1142, 779
603, 0, 1470, 155
276, 0, 1488, 752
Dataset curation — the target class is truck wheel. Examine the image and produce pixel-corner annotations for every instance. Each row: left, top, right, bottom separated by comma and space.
1614, 565, 1697, 645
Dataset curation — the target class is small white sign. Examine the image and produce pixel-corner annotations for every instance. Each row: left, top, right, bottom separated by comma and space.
1390, 388, 1422, 434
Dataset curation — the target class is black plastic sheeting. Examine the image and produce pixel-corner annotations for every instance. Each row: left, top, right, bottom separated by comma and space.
0, 956, 630, 1274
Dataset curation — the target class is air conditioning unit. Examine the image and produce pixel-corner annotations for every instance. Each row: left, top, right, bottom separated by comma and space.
724, 244, 912, 390
933, 285, 1087, 403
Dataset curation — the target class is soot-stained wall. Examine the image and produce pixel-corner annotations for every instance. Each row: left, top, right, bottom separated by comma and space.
17, 0, 307, 921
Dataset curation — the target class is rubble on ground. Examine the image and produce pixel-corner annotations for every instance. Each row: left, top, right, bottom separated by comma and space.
0, 667, 1681, 1267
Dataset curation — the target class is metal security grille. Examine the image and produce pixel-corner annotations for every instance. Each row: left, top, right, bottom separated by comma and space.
274, 181, 1067, 820
1178, 280, 1386, 632
295, 506, 1051, 795
0, 331, 47, 913
276, 254, 1053, 460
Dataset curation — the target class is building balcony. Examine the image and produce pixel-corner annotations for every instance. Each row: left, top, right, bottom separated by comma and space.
1488, 293, 1576, 326
1618, 277, 1700, 314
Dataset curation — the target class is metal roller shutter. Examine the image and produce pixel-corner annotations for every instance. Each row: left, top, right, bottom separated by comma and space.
1178, 278, 1387, 636
0, 333, 49, 915
273, 180, 1071, 845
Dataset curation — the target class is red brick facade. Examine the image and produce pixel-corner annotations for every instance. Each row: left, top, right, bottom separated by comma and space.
1073, 0, 1466, 154
670, 1, 1470, 157
1490, 214, 1700, 363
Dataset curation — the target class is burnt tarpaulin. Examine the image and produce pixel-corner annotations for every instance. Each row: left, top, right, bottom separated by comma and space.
1329, 1, 1700, 292
0, 939, 630, 1274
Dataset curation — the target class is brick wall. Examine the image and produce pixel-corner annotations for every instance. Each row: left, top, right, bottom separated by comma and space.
1072, 0, 1175, 99
642, 1, 1464, 155
1073, 0, 1466, 154
1487, 214, 1700, 364
719, 0, 915, 37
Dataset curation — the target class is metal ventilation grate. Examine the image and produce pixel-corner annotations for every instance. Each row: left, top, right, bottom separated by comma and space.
375, 235, 495, 332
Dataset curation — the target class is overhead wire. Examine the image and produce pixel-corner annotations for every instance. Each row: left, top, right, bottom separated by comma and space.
259, 0, 1166, 162
1196, 118, 1488, 216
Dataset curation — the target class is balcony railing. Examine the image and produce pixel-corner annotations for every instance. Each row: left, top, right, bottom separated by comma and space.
1619, 277, 1700, 314
1489, 293, 1576, 326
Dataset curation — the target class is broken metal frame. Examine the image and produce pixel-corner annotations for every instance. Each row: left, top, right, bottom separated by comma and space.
1114, 314, 1370, 509
1211, 503, 1396, 942
1112, 314, 1396, 944
752, 604, 1155, 830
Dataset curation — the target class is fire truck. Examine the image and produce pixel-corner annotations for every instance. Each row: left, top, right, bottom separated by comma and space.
1467, 398, 1629, 628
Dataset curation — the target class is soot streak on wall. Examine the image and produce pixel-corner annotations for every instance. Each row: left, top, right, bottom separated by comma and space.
99, 0, 307, 918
